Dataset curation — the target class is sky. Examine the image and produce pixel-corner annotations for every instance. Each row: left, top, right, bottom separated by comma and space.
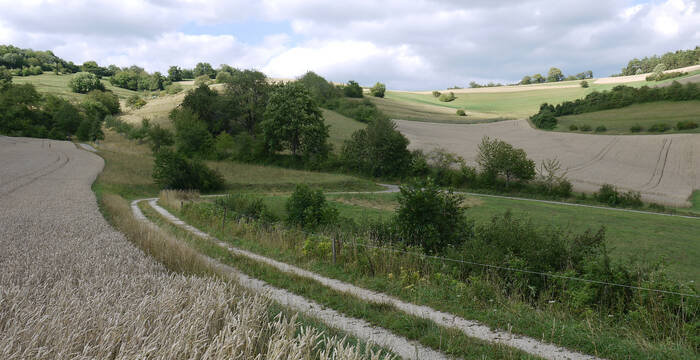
0, 0, 698, 90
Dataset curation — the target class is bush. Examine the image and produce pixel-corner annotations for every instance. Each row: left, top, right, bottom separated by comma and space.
530, 105, 557, 129
213, 132, 235, 159
580, 80, 589, 88
152, 149, 224, 191
172, 109, 214, 157
86, 90, 120, 115
648, 123, 670, 132
456, 109, 466, 116
580, 124, 592, 131
432, 90, 441, 98
165, 83, 183, 94
395, 178, 471, 254
630, 124, 643, 132
147, 124, 174, 152
594, 125, 607, 132
286, 184, 338, 229
194, 75, 211, 87
477, 136, 535, 188
595, 184, 643, 207
676, 120, 698, 130
438, 92, 456, 102
126, 94, 146, 109
215, 193, 277, 223
69, 72, 105, 93
369, 82, 386, 98
343, 80, 363, 98
568, 124, 578, 131
341, 116, 412, 178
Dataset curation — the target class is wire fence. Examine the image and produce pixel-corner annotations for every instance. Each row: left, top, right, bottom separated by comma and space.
209, 199, 699, 299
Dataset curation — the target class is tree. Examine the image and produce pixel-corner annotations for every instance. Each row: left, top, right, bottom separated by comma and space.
168, 66, 183, 81
180, 84, 223, 134
171, 108, 214, 157
520, 75, 532, 85
580, 80, 589, 88
370, 82, 386, 97
261, 82, 329, 158
194, 62, 215, 78
152, 148, 224, 191
343, 80, 363, 98
69, 72, 105, 93
297, 71, 341, 103
532, 73, 545, 83
147, 124, 174, 152
0, 66, 11, 90
86, 90, 120, 114
81, 61, 108, 77
286, 184, 338, 229
341, 116, 411, 178
547, 67, 564, 82
222, 69, 270, 136
396, 178, 470, 254
477, 136, 535, 187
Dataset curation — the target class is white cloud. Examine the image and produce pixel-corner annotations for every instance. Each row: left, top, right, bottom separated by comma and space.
0, 0, 698, 90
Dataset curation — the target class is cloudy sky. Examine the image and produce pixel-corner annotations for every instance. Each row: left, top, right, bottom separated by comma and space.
1, 0, 698, 90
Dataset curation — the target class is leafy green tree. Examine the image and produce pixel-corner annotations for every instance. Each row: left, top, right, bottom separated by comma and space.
547, 67, 564, 82
370, 82, 386, 97
341, 116, 411, 177
395, 178, 470, 254
222, 69, 270, 136
477, 136, 535, 187
297, 71, 341, 103
181, 68, 194, 79
520, 75, 531, 85
171, 108, 214, 157
194, 62, 216, 78
532, 73, 545, 83
109, 70, 139, 90
152, 148, 224, 191
167, 66, 183, 81
580, 80, 589, 88
180, 84, 224, 134
0, 66, 12, 90
86, 90, 120, 114
213, 132, 236, 159
286, 184, 338, 229
81, 61, 108, 77
343, 80, 363, 98
261, 82, 330, 158
69, 72, 105, 93
147, 124, 174, 152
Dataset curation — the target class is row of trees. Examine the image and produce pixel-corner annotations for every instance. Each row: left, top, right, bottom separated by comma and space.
617, 46, 699, 76
0, 70, 119, 140
530, 81, 700, 129
520, 68, 593, 85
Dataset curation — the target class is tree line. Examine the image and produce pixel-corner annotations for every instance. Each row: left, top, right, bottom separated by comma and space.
520, 68, 593, 85
616, 46, 699, 76
530, 81, 700, 129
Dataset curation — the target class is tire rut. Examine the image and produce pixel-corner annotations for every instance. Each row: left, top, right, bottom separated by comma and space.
641, 139, 672, 191
567, 137, 618, 173
0, 150, 70, 198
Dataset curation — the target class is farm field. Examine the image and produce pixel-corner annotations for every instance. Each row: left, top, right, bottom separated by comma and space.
387, 67, 700, 120
368, 95, 503, 123
556, 101, 700, 135
395, 119, 700, 207
12, 73, 138, 99
322, 108, 366, 151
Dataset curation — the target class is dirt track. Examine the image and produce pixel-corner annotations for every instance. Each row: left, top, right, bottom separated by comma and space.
395, 120, 700, 206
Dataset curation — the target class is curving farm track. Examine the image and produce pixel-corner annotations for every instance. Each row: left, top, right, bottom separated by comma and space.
395, 119, 700, 206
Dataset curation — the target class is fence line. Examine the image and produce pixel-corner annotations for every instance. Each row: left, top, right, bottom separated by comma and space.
210, 199, 699, 299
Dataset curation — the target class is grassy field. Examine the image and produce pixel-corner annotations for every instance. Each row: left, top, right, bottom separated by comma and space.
368, 96, 504, 123
386, 70, 700, 120
250, 192, 699, 281
13, 73, 138, 100
322, 108, 366, 151
94, 129, 379, 199
555, 101, 700, 134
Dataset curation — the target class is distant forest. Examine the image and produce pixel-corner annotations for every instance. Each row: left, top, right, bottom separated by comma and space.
616, 46, 699, 76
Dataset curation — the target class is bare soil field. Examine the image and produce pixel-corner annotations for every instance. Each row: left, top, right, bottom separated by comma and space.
395, 119, 700, 207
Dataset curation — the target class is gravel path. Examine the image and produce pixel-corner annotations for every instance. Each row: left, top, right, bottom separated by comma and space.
144, 197, 601, 360
132, 199, 448, 360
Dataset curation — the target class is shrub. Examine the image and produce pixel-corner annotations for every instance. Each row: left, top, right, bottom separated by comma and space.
165, 83, 183, 94
580, 124, 592, 131
147, 124, 174, 152
369, 82, 386, 98
341, 116, 412, 178
194, 75, 211, 87
343, 80, 363, 98
530, 105, 557, 129
648, 123, 670, 132
595, 184, 643, 207
676, 120, 698, 130
87, 90, 120, 115
569, 124, 579, 131
580, 80, 589, 88
172, 108, 214, 158
456, 109, 466, 116
432, 90, 441, 98
215, 193, 277, 223
152, 149, 224, 191
395, 178, 471, 254
213, 132, 235, 159
477, 136, 535, 187
69, 72, 105, 93
630, 124, 643, 132
286, 184, 338, 229
126, 94, 146, 109
438, 92, 456, 102
594, 125, 607, 132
